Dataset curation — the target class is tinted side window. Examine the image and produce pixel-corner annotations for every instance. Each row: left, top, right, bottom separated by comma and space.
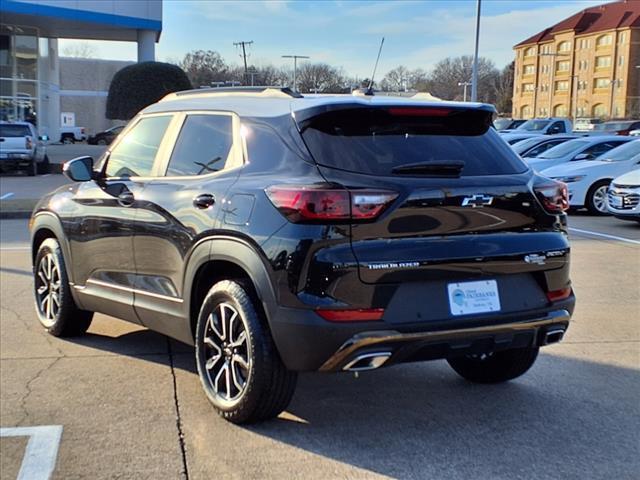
166, 115, 234, 176
105, 115, 172, 178
584, 141, 625, 157
551, 121, 566, 133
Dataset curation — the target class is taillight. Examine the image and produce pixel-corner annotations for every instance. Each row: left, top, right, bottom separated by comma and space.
388, 107, 452, 117
547, 287, 572, 302
265, 185, 397, 223
534, 180, 569, 214
316, 308, 385, 322
25, 136, 33, 149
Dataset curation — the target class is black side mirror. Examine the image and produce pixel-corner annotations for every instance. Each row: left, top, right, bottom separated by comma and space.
63, 156, 94, 182
38, 135, 49, 141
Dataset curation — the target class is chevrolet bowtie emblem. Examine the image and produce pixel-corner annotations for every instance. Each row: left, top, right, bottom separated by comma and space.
461, 194, 493, 208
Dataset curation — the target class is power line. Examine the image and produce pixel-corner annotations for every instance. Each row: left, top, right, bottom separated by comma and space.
282, 54, 310, 92
233, 40, 253, 84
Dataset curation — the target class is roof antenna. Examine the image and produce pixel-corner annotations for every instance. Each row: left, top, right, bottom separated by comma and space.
366, 37, 385, 96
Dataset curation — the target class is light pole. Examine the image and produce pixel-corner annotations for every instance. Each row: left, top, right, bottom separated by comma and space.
458, 81, 472, 102
471, 0, 481, 102
282, 54, 310, 92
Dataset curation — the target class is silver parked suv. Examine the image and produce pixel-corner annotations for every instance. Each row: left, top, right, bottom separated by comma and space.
0, 121, 49, 175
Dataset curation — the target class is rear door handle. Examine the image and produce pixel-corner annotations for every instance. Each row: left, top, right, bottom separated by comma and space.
117, 191, 135, 207
194, 193, 215, 209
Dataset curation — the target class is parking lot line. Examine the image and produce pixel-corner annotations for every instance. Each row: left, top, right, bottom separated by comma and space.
0, 425, 63, 480
569, 227, 640, 245
0, 192, 15, 200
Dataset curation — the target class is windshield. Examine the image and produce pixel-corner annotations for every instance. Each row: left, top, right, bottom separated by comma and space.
493, 118, 511, 130
300, 107, 528, 177
512, 137, 544, 154
597, 140, 640, 162
600, 122, 632, 131
538, 139, 589, 159
516, 119, 550, 131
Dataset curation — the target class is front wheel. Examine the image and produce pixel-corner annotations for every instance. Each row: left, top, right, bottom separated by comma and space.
447, 347, 539, 384
195, 280, 297, 424
586, 180, 611, 215
34, 238, 93, 336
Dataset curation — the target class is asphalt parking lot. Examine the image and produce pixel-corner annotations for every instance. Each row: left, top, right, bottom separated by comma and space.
0, 214, 638, 479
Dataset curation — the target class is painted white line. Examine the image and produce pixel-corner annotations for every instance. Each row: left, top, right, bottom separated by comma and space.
39, 174, 51, 178
0, 192, 15, 200
569, 227, 640, 245
0, 425, 63, 480
0, 246, 31, 251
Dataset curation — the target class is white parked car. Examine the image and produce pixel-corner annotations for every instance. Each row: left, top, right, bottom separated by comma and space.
629, 129, 640, 137
607, 169, 640, 221
541, 140, 640, 215
0, 121, 49, 175
527, 135, 634, 172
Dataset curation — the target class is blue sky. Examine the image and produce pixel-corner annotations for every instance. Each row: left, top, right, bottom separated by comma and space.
61, 0, 600, 77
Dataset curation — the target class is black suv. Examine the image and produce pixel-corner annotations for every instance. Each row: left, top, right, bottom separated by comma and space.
30, 87, 575, 423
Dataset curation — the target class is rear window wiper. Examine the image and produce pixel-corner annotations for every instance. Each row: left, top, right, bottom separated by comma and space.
391, 160, 465, 177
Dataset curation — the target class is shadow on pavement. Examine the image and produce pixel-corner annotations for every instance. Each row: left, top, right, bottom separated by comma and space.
63, 328, 639, 478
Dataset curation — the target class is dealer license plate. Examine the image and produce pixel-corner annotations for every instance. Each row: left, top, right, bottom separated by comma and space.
448, 280, 501, 316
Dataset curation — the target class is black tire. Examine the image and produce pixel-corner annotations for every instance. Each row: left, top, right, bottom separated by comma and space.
586, 180, 611, 216
447, 347, 539, 384
37, 155, 50, 174
195, 280, 297, 424
34, 238, 93, 336
97, 139, 107, 146
61, 135, 74, 144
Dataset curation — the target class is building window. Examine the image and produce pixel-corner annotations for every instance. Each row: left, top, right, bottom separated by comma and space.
557, 41, 571, 52
553, 104, 567, 117
619, 32, 625, 44
523, 64, 535, 75
523, 83, 535, 92
521, 105, 531, 117
592, 104, 607, 117
556, 60, 570, 72
594, 78, 610, 89
595, 56, 611, 69
596, 34, 612, 47
524, 47, 535, 57
555, 80, 569, 92
618, 55, 624, 67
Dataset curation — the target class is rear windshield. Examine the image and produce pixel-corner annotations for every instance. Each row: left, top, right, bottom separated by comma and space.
300, 107, 528, 177
597, 140, 640, 162
0, 125, 32, 137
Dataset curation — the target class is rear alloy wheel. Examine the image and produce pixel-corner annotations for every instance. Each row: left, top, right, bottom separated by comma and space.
34, 238, 93, 336
586, 180, 611, 215
97, 139, 107, 146
195, 280, 297, 424
447, 347, 539, 383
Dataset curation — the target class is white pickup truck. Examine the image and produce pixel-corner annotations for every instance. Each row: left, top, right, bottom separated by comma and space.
59, 126, 87, 144
0, 121, 49, 175
500, 118, 573, 135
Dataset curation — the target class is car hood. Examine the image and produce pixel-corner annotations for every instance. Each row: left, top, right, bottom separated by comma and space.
612, 169, 640, 186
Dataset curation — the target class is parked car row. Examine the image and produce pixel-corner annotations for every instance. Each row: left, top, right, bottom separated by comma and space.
495, 117, 640, 137
503, 129, 640, 218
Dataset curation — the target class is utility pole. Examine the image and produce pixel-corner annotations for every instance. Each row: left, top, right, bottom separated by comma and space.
282, 54, 310, 92
471, 0, 481, 102
458, 81, 472, 102
233, 40, 253, 84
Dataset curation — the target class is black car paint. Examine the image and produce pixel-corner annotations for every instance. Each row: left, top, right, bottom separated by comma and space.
31, 103, 575, 371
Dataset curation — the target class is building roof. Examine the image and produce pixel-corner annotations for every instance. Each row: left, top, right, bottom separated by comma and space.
515, 0, 640, 47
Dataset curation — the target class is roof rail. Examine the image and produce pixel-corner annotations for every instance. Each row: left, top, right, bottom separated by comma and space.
162, 86, 303, 101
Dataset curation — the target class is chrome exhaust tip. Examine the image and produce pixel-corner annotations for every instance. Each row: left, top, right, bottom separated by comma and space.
543, 327, 565, 345
342, 352, 392, 372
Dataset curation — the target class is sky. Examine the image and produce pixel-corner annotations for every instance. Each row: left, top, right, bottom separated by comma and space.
60, 0, 602, 77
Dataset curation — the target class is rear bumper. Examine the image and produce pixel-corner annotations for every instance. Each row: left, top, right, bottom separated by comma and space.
269, 297, 575, 372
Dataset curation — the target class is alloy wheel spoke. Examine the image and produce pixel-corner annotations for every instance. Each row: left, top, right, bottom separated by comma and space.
37, 285, 48, 295
206, 353, 222, 371
231, 362, 244, 392
207, 313, 224, 342
230, 331, 246, 348
232, 353, 249, 372
38, 270, 48, 285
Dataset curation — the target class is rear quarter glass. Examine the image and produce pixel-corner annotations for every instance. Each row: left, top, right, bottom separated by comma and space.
299, 107, 528, 177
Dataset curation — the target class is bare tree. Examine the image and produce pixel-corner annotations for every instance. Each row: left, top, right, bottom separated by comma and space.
428, 56, 499, 103
180, 50, 230, 87
296, 63, 346, 93
381, 66, 411, 91
62, 42, 97, 58
493, 61, 514, 114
